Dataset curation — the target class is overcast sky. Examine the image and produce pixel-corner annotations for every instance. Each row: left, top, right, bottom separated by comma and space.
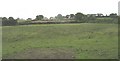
0, 0, 119, 19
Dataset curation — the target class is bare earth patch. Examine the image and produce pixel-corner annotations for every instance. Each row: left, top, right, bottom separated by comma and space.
3, 48, 75, 59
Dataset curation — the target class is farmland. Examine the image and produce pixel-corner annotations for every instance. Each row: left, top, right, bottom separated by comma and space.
2, 23, 118, 59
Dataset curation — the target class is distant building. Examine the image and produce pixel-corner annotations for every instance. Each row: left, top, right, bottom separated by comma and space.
118, 1, 120, 16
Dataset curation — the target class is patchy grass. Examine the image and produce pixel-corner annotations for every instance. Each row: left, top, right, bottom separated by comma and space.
2, 23, 118, 59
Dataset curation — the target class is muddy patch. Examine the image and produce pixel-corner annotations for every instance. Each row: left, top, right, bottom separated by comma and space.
3, 48, 75, 59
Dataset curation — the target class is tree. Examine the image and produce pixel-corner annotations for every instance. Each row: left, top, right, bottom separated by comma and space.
56, 14, 63, 20
27, 18, 32, 21
109, 13, 117, 18
87, 14, 96, 20
2, 17, 8, 26
36, 15, 44, 20
2, 17, 17, 26
65, 15, 70, 19
97, 13, 103, 17
75, 12, 85, 22
70, 14, 75, 19
8, 17, 17, 25
16, 18, 20, 21
2, 17, 7, 21
8, 17, 15, 21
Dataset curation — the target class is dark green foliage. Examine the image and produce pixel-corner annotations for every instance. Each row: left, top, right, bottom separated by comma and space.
2, 13, 118, 26
96, 13, 103, 17
87, 14, 96, 20
27, 18, 32, 21
89, 18, 117, 24
70, 14, 75, 19
65, 15, 70, 19
2, 17, 17, 26
2, 17, 8, 26
56, 14, 63, 20
16, 18, 20, 20
75, 12, 85, 22
109, 13, 117, 18
8, 17, 17, 25
35, 15, 44, 20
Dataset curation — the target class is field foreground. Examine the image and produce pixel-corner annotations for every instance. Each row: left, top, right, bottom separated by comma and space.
2, 23, 118, 59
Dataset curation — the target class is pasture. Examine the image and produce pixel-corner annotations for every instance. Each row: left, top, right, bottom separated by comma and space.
2, 23, 118, 59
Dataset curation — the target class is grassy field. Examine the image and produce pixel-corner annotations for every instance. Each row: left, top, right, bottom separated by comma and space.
2, 23, 118, 59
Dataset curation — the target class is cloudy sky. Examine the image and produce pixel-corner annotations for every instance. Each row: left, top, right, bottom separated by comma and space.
0, 0, 119, 19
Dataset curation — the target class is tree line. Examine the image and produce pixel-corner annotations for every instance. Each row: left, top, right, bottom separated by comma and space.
1, 17, 17, 26
1, 12, 118, 26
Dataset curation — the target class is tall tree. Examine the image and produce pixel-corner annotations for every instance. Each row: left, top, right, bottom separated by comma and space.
8, 17, 17, 25
2, 17, 17, 26
2, 17, 8, 26
56, 14, 63, 20
2, 17, 7, 21
75, 12, 85, 22
65, 15, 70, 19
109, 13, 117, 18
36, 15, 44, 20
70, 14, 74, 19
8, 17, 14, 21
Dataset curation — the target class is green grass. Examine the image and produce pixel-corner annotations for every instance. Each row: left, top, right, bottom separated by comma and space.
0, 27, 2, 59
2, 23, 118, 59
